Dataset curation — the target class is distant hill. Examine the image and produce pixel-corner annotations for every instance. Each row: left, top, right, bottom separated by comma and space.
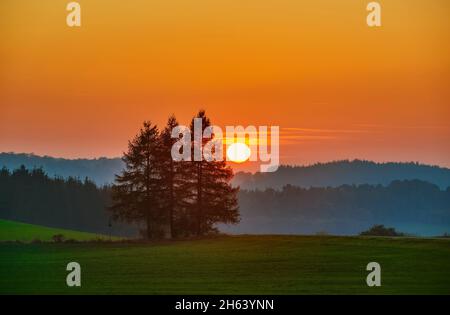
2, 153, 450, 190
1, 163, 449, 236
232, 160, 450, 190
0, 153, 123, 185
221, 180, 450, 236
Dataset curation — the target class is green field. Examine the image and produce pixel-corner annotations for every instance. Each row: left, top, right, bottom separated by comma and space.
1, 232, 450, 294
0, 219, 118, 242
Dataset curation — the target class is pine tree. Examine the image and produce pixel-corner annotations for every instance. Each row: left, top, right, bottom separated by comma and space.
109, 121, 164, 239
159, 115, 190, 238
187, 110, 240, 235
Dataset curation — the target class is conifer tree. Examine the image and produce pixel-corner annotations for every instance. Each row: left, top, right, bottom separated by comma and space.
187, 110, 239, 235
109, 121, 163, 239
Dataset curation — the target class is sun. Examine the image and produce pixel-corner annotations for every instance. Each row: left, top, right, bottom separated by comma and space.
227, 143, 251, 163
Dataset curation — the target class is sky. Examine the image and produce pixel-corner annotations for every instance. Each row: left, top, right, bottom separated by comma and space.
1, 0, 449, 171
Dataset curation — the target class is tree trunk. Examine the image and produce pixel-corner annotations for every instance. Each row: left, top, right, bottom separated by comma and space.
146, 214, 152, 239
145, 152, 152, 240
196, 162, 203, 236
169, 160, 174, 239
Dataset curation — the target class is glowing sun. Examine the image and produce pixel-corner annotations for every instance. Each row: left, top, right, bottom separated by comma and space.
227, 143, 251, 163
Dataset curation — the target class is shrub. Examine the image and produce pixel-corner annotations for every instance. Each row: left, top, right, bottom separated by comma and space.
51, 234, 65, 243
360, 224, 404, 237
31, 238, 42, 244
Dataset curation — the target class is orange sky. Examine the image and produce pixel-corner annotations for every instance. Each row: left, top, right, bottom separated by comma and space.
1, 0, 449, 171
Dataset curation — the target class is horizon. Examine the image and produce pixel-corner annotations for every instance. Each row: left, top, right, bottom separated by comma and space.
2, 151, 450, 174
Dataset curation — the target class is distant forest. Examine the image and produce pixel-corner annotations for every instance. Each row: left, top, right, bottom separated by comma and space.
0, 166, 136, 236
2, 153, 450, 189
233, 160, 450, 190
1, 165, 449, 237
0, 153, 122, 185
231, 181, 450, 236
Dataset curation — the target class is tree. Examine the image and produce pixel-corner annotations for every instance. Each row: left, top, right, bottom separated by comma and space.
187, 110, 240, 236
109, 112, 240, 239
159, 115, 189, 238
109, 121, 164, 239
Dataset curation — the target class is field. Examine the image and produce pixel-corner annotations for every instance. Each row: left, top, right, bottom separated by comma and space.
1, 230, 450, 294
0, 219, 118, 242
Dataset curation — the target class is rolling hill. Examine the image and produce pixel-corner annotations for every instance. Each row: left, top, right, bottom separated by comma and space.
0, 219, 119, 242
2, 153, 450, 189
233, 160, 450, 190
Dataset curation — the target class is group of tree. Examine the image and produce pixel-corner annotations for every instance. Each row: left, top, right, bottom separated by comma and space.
0, 152, 123, 185
232, 160, 450, 190
109, 110, 239, 239
233, 180, 450, 235
0, 166, 135, 236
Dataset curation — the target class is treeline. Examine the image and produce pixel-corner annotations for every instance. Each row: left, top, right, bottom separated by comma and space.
4, 154, 450, 190
0, 166, 134, 236
229, 180, 450, 236
0, 152, 122, 185
109, 111, 239, 239
233, 160, 450, 190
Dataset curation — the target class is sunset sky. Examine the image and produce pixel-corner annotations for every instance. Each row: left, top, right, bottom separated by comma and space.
1, 0, 449, 171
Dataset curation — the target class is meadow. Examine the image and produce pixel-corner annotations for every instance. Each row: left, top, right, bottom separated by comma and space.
1, 221, 449, 294
0, 219, 118, 242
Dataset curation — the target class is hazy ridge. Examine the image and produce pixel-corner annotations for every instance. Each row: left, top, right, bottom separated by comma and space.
2, 153, 450, 189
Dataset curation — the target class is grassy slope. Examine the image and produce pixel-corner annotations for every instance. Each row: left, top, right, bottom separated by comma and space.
1, 235, 449, 294
0, 219, 118, 242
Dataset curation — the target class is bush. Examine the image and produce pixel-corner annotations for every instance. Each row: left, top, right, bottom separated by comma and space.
360, 224, 404, 237
31, 238, 42, 244
51, 234, 65, 243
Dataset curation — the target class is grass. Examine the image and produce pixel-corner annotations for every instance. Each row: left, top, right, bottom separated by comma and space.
0, 219, 119, 242
1, 234, 449, 294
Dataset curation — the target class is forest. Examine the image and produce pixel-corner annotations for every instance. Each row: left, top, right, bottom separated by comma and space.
1, 165, 449, 237
232, 181, 450, 235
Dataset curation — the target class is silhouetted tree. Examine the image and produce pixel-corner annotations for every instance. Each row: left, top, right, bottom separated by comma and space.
109, 121, 164, 239
159, 115, 189, 238
186, 110, 240, 235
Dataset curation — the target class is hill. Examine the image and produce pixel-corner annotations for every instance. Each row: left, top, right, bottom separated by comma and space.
227, 180, 450, 236
0, 219, 119, 242
2, 153, 450, 189
233, 160, 450, 190
0, 153, 122, 185
1, 235, 449, 294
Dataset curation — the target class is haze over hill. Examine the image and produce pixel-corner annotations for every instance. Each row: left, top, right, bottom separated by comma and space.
0, 153, 122, 185
1, 160, 449, 236
2, 153, 450, 189
233, 161, 450, 190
